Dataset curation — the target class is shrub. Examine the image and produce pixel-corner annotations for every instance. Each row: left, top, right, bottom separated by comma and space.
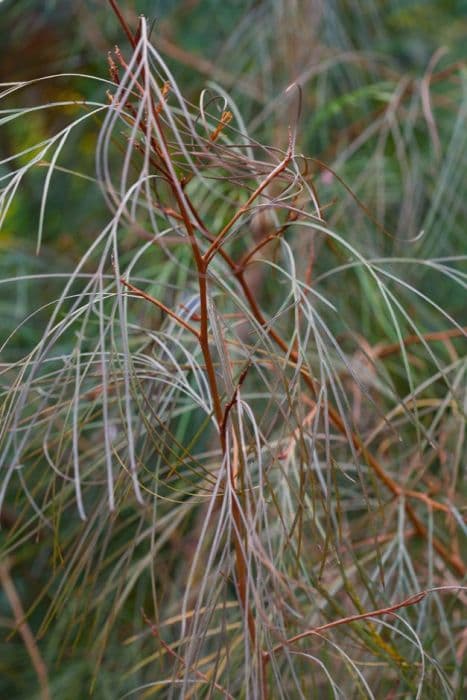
1, 3, 465, 698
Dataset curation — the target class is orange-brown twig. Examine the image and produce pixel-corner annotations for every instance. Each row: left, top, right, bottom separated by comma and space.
119, 276, 200, 339
0, 560, 51, 700
375, 326, 467, 359
142, 609, 235, 699
264, 591, 427, 661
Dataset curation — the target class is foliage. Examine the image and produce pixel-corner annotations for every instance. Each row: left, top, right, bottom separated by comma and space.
0, 2, 466, 698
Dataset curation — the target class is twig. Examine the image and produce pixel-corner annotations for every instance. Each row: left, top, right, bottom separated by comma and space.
375, 326, 467, 358
204, 146, 293, 265
0, 559, 51, 700
119, 276, 201, 339
220, 362, 251, 444
231, 262, 465, 576
142, 609, 234, 699
264, 590, 426, 660
107, 0, 136, 48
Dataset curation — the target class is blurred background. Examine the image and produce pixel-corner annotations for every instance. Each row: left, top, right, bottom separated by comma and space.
1, 1, 466, 697
1, 1, 466, 355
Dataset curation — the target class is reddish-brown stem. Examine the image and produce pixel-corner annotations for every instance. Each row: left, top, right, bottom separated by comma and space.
196, 264, 224, 427
203, 148, 292, 265
375, 326, 467, 358
119, 277, 200, 338
134, 71, 259, 664
239, 234, 279, 269
142, 610, 235, 699
220, 363, 251, 444
0, 560, 51, 700
107, 0, 136, 49
109, 37, 465, 700
229, 271, 465, 577
263, 591, 427, 663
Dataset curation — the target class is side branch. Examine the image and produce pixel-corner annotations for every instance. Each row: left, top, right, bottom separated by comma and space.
203, 148, 292, 265
0, 560, 51, 700
263, 591, 427, 661
119, 277, 201, 339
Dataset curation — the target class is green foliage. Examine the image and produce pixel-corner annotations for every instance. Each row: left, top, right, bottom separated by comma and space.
0, 2, 466, 698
